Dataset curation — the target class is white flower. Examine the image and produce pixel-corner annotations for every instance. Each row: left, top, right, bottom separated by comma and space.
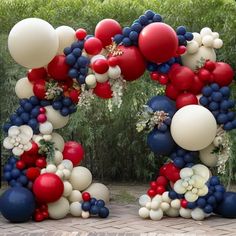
3, 125, 33, 156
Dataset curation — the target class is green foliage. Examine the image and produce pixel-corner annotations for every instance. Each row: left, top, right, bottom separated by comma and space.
1, 0, 236, 182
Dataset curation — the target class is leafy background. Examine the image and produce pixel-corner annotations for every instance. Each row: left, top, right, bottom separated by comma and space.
0, 0, 236, 185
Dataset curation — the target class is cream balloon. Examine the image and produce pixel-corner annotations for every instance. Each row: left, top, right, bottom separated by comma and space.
45, 106, 69, 129
95, 72, 109, 83
139, 194, 151, 207
149, 209, 163, 221
39, 121, 53, 134
55, 26, 76, 54
108, 66, 121, 79
15, 77, 34, 98
181, 46, 216, 70
69, 190, 82, 202
8, 18, 59, 68
48, 197, 70, 219
165, 207, 179, 217
192, 164, 210, 181
191, 208, 205, 221
63, 181, 73, 197
179, 207, 192, 218
199, 143, 218, 167
171, 105, 217, 151
192, 33, 202, 46
51, 132, 65, 152
84, 183, 110, 203
186, 41, 199, 54
53, 150, 63, 165
70, 202, 82, 217
85, 74, 97, 88
139, 207, 149, 219
70, 166, 92, 191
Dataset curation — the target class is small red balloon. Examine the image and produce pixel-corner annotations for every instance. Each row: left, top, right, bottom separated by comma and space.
95, 19, 122, 47
165, 84, 180, 100
47, 55, 70, 81
150, 72, 159, 81
159, 75, 169, 85
138, 23, 178, 63
69, 89, 80, 103
36, 158, 47, 169
176, 93, 198, 109
93, 81, 113, 99
28, 68, 47, 83
33, 173, 64, 203
26, 167, 41, 181
39, 107, 46, 114
160, 162, 180, 183
42, 211, 49, 219
25, 142, 39, 155
37, 114, 47, 123
198, 68, 212, 83
92, 59, 109, 74
189, 75, 205, 95
33, 80, 46, 100
147, 188, 156, 198
63, 141, 84, 166
16, 160, 25, 170
204, 60, 216, 72
34, 213, 44, 222
75, 28, 87, 40
108, 57, 119, 67
181, 199, 188, 208
176, 46, 186, 55
84, 37, 103, 55
156, 185, 166, 195
150, 181, 158, 190
82, 192, 91, 201
156, 176, 168, 187
20, 153, 37, 167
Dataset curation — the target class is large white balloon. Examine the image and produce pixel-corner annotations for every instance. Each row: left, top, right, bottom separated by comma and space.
69, 166, 92, 191
45, 106, 69, 129
84, 183, 110, 203
181, 46, 216, 70
48, 197, 70, 219
8, 18, 59, 68
51, 132, 65, 151
171, 105, 217, 151
15, 77, 34, 98
199, 143, 218, 167
55, 26, 76, 54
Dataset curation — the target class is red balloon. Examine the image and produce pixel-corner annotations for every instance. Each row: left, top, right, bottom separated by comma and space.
26, 142, 39, 155
108, 57, 119, 67
26, 167, 41, 181
82, 192, 91, 201
160, 162, 180, 183
28, 68, 47, 83
16, 160, 26, 170
150, 181, 158, 190
92, 59, 109, 74
113, 45, 146, 81
181, 199, 188, 208
33, 80, 46, 99
84, 37, 103, 55
176, 93, 198, 109
170, 66, 195, 91
150, 72, 159, 81
165, 84, 180, 100
158, 75, 169, 85
33, 173, 64, 203
93, 81, 113, 99
198, 68, 212, 83
212, 62, 234, 86
156, 176, 168, 187
63, 141, 84, 166
147, 188, 156, 198
35, 158, 47, 169
138, 23, 178, 63
189, 75, 205, 95
204, 60, 216, 72
95, 19, 122, 47
156, 185, 166, 195
75, 28, 87, 40
47, 55, 69, 81
69, 89, 80, 103
20, 153, 37, 167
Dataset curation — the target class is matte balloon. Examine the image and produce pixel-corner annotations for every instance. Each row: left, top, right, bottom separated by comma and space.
51, 132, 65, 152
0, 187, 35, 223
15, 77, 34, 99
165, 84, 180, 100
199, 143, 218, 167
138, 23, 178, 63
189, 75, 205, 95
8, 18, 59, 68
28, 67, 47, 83
93, 81, 113, 99
48, 197, 70, 219
176, 93, 198, 109
171, 105, 217, 151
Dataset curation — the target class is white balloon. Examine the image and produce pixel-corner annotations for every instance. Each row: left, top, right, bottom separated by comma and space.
69, 190, 82, 202
81, 211, 90, 219
48, 197, 70, 219
139, 194, 151, 207
3, 137, 14, 149
45, 106, 69, 129
149, 209, 163, 221
43, 134, 52, 141
95, 72, 109, 83
170, 199, 181, 209
39, 121, 53, 135
160, 202, 170, 211
192, 33, 202, 46
180, 168, 194, 179
84, 183, 110, 203
213, 136, 223, 147
61, 160, 73, 171
179, 207, 192, 218
202, 35, 214, 47
8, 18, 59, 68
213, 39, 223, 49
146, 202, 151, 210
174, 180, 186, 194
191, 208, 205, 220
62, 169, 71, 180
53, 150, 63, 165
151, 201, 161, 210
51, 132, 65, 152
85, 74, 97, 88
108, 66, 121, 79
13, 147, 24, 156
15, 77, 34, 98
63, 181, 73, 197
165, 207, 179, 217
199, 144, 218, 167
192, 164, 210, 180
198, 185, 209, 196
55, 26, 76, 55
70, 202, 82, 217
171, 105, 217, 151
139, 207, 149, 219
200, 27, 212, 37
56, 169, 64, 179
90, 55, 106, 64
162, 192, 171, 203
46, 164, 57, 173
19, 125, 33, 138
186, 41, 199, 54
212, 32, 219, 39
185, 191, 198, 202
70, 166, 92, 191
181, 46, 216, 71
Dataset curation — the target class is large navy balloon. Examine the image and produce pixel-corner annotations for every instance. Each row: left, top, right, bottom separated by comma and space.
147, 95, 176, 117
147, 128, 176, 155
214, 192, 236, 218
0, 187, 35, 222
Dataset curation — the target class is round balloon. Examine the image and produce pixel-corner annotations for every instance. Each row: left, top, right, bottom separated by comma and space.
147, 129, 176, 156
51, 132, 65, 152
199, 143, 218, 167
170, 105, 217, 151
15, 77, 34, 98
138, 23, 178, 63
0, 187, 35, 223
8, 18, 59, 68
93, 81, 113, 99
48, 197, 70, 219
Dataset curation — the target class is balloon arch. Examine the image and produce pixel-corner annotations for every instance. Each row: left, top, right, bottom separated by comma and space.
1, 10, 236, 222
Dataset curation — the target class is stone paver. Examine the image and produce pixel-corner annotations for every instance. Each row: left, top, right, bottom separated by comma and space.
0, 203, 236, 236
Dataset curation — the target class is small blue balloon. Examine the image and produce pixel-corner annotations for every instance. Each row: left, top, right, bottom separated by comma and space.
145, 10, 155, 19
139, 15, 148, 26
60, 107, 70, 116
207, 196, 216, 205
131, 23, 142, 33
214, 191, 223, 202
224, 122, 233, 131
197, 198, 206, 208
4, 172, 12, 181
204, 204, 213, 214
210, 176, 220, 186
176, 26, 186, 35
52, 101, 63, 110
13, 117, 23, 126
177, 35, 186, 45
71, 41, 82, 50
80, 67, 88, 76
0, 187, 35, 222
98, 207, 109, 218
173, 157, 185, 168
23, 102, 33, 112
90, 198, 97, 206
77, 56, 89, 67
20, 113, 30, 123
158, 64, 170, 74
31, 107, 40, 117
113, 34, 124, 44
82, 202, 91, 211
96, 200, 105, 208
40, 100, 51, 107
16, 107, 25, 115
19, 99, 28, 107
215, 185, 225, 193
212, 92, 223, 102
64, 47, 72, 55
209, 101, 219, 111
72, 48, 82, 57
129, 31, 139, 41
168, 191, 178, 200
4, 164, 12, 172
187, 202, 197, 209
152, 14, 162, 22
122, 37, 132, 46
29, 96, 39, 105
69, 68, 79, 78
18, 175, 28, 185
90, 205, 99, 215
217, 114, 228, 124
199, 96, 209, 106
220, 87, 230, 97
66, 54, 77, 65
62, 97, 72, 107
11, 169, 21, 179
158, 123, 168, 133
227, 112, 235, 121
184, 32, 193, 41
122, 27, 131, 37
211, 83, 220, 91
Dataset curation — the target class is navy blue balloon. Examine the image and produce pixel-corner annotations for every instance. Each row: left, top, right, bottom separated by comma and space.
168, 191, 178, 200
0, 187, 35, 222
184, 32, 193, 41
20, 113, 30, 123
98, 207, 109, 218
147, 129, 176, 156
96, 200, 105, 208
122, 37, 132, 46
147, 95, 176, 117
114, 34, 124, 44
64, 47, 72, 55
90, 205, 99, 215
202, 86, 212, 97
66, 54, 76, 65
197, 198, 206, 208
90, 198, 97, 206
215, 192, 236, 218
152, 14, 162, 22
145, 10, 155, 19
69, 68, 79, 78
29, 96, 39, 105
176, 26, 186, 35
131, 23, 142, 33
82, 202, 91, 211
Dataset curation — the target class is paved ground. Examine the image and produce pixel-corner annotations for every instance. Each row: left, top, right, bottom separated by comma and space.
0, 184, 236, 236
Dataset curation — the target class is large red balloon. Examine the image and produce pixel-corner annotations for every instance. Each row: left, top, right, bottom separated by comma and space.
113, 45, 146, 81
63, 141, 84, 166
138, 23, 178, 63
189, 75, 205, 95
95, 19, 122, 47
212, 62, 234, 86
93, 81, 113, 99
33, 173, 64, 203
47, 55, 69, 81
170, 66, 195, 91
176, 93, 198, 109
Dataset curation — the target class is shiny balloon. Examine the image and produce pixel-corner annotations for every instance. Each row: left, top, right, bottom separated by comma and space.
93, 81, 113, 99
176, 93, 198, 109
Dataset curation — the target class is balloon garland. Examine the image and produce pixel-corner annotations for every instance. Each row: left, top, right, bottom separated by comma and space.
1, 10, 236, 223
